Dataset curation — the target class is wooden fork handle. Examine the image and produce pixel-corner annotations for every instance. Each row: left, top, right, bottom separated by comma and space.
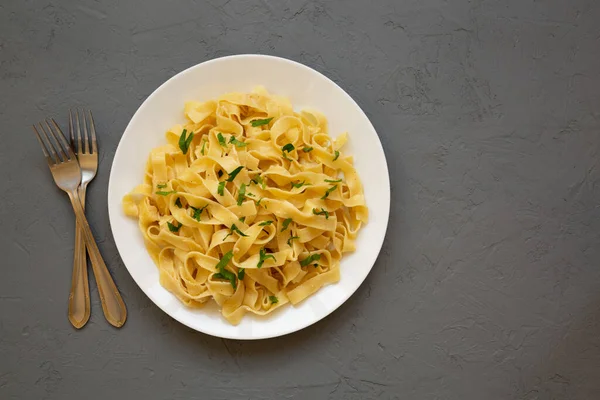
68, 190, 127, 328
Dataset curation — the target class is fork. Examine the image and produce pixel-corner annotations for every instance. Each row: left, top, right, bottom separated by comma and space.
33, 119, 127, 328
66, 109, 97, 329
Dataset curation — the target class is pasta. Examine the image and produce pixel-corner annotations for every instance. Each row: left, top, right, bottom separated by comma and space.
122, 87, 368, 324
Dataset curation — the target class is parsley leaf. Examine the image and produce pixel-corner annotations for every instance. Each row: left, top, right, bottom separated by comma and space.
281, 218, 292, 232
258, 220, 273, 226
302, 147, 313, 152
229, 223, 248, 237
200, 139, 206, 155
321, 185, 338, 200
229, 136, 248, 147
333, 150, 340, 161
237, 183, 246, 206
214, 269, 237, 290
324, 178, 342, 183
300, 253, 321, 267
190, 205, 208, 221
291, 181, 309, 189
257, 248, 276, 268
251, 175, 265, 189
215, 250, 234, 271
217, 181, 225, 196
157, 183, 167, 189
178, 129, 194, 154
156, 190, 176, 196
269, 295, 278, 304
175, 198, 182, 208
237, 268, 245, 280
282, 143, 295, 153
287, 235, 300, 246
239, 216, 246, 223
226, 166, 244, 182
256, 198, 264, 207
312, 208, 329, 219
167, 221, 182, 233
251, 117, 273, 127
217, 132, 227, 147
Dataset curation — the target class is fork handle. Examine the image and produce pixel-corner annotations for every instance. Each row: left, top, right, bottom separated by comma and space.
68, 186, 91, 328
68, 190, 127, 328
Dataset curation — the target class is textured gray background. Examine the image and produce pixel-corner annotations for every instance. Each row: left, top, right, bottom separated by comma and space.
1, 0, 599, 399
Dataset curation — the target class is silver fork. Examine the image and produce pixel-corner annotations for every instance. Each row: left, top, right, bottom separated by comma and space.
33, 119, 127, 328
66, 109, 97, 329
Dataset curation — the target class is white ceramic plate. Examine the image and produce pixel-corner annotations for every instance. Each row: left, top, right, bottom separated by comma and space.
108, 54, 390, 339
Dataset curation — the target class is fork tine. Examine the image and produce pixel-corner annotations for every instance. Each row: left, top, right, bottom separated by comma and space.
44, 119, 69, 162
69, 109, 75, 149
32, 124, 56, 165
88, 110, 97, 154
50, 118, 76, 160
81, 108, 90, 154
75, 109, 83, 154
38, 121, 64, 162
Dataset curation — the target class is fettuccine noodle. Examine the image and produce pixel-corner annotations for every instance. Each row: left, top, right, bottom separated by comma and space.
122, 87, 368, 324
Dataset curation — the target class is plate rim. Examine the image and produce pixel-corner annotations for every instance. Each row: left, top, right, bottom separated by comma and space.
107, 54, 391, 339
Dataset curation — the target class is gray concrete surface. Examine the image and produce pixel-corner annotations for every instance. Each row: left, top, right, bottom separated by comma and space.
1, 0, 600, 399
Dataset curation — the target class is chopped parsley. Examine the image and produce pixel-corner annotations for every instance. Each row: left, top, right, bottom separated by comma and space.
200, 139, 207, 155
237, 183, 246, 206
226, 166, 243, 182
282, 143, 295, 153
287, 235, 300, 246
239, 216, 246, 223
258, 220, 273, 226
291, 181, 309, 189
321, 185, 338, 200
269, 295, 278, 304
257, 248, 276, 269
229, 223, 248, 237
312, 208, 330, 219
213, 250, 236, 289
256, 198, 264, 207
167, 221, 182, 233
251, 175, 265, 189
190, 205, 208, 221
217, 181, 225, 196
229, 136, 247, 147
178, 129, 194, 154
237, 268, 245, 280
333, 150, 340, 161
324, 178, 342, 183
156, 190, 176, 196
300, 253, 321, 267
217, 132, 227, 147
281, 218, 292, 232
175, 198, 183, 208
157, 183, 167, 189
302, 147, 313, 152
251, 117, 273, 127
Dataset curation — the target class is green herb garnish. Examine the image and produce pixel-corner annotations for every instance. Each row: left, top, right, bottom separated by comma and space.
251, 117, 273, 127
217, 181, 225, 196
324, 178, 342, 183
229, 136, 248, 147
282, 143, 295, 153
237, 183, 246, 206
302, 147, 313, 152
229, 223, 248, 237
226, 166, 244, 182
257, 248, 276, 269
237, 268, 245, 280
258, 220, 273, 226
175, 198, 182, 208
287, 236, 300, 246
312, 208, 329, 219
300, 253, 321, 267
251, 175, 266, 189
156, 190, 176, 196
269, 295, 278, 304
191, 205, 208, 221
281, 218, 292, 232
215, 250, 234, 272
333, 150, 340, 161
200, 139, 206, 155
321, 185, 338, 200
167, 221, 182, 233
291, 181, 309, 189
256, 198, 264, 207
178, 129, 194, 154
157, 183, 167, 189
213, 250, 237, 289
239, 216, 246, 223
217, 132, 227, 147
